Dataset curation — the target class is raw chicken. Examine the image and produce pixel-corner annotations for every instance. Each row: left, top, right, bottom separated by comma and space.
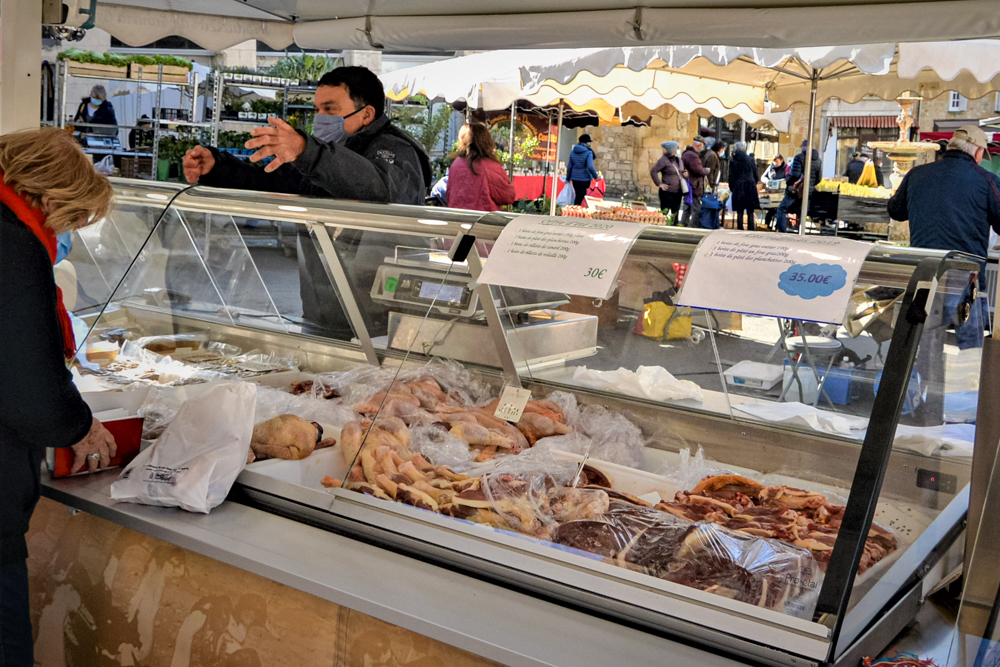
250, 415, 336, 461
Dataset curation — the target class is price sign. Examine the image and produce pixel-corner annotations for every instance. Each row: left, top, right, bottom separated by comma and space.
493, 385, 532, 423
676, 231, 872, 324
474, 215, 650, 300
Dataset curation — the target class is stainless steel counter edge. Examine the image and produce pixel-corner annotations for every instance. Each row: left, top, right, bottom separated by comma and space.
41, 472, 751, 667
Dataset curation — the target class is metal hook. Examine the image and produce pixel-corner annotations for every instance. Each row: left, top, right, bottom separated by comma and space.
627, 7, 645, 41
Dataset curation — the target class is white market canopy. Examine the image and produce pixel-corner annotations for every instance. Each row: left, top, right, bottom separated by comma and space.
380, 49, 794, 132
90, 0, 999, 53
520, 42, 1000, 114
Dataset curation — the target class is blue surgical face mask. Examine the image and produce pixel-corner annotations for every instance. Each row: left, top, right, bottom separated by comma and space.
90, 97, 102, 107
313, 114, 346, 144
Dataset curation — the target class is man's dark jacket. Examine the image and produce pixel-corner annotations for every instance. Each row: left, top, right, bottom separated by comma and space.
0, 206, 91, 563
844, 158, 865, 184
888, 150, 1000, 276
788, 148, 823, 194
199, 115, 432, 205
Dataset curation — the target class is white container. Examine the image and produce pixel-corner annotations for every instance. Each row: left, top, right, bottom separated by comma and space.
724, 360, 784, 390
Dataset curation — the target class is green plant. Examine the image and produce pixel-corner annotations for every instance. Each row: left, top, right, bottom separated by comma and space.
217, 131, 252, 150
497, 136, 540, 171
269, 54, 338, 81
393, 101, 453, 154
58, 49, 193, 70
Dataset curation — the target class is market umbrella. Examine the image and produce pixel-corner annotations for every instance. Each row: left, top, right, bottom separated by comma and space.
522, 42, 1000, 234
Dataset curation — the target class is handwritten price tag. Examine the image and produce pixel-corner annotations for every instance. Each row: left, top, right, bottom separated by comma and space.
677, 231, 871, 324
494, 386, 532, 423
778, 264, 848, 299
475, 216, 650, 300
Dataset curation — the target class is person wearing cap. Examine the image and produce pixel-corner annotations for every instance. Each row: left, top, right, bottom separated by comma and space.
774, 139, 823, 233
888, 124, 1000, 348
844, 152, 868, 184
566, 133, 599, 206
650, 140, 685, 221
680, 136, 712, 227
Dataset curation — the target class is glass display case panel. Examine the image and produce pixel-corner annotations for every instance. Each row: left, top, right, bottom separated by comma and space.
81, 184, 979, 664
68, 180, 182, 314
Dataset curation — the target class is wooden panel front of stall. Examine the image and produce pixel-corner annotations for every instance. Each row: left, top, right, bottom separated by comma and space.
26, 498, 502, 667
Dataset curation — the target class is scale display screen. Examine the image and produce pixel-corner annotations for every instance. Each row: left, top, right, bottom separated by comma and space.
418, 282, 465, 304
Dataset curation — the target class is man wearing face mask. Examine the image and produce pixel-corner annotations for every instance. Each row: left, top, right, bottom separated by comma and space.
182, 66, 432, 337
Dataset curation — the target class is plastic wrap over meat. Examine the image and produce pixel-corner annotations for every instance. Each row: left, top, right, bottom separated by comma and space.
254, 385, 355, 427
553, 500, 819, 618
408, 423, 476, 470
480, 470, 611, 541
318, 359, 492, 407
535, 392, 645, 468
658, 446, 740, 492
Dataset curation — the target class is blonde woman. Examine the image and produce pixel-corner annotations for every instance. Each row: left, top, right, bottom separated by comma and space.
0, 127, 116, 666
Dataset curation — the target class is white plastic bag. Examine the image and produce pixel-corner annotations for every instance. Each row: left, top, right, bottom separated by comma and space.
94, 155, 115, 176
555, 178, 574, 207
111, 382, 257, 513
572, 365, 704, 402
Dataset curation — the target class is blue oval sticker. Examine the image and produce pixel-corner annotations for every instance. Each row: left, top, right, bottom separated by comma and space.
778, 263, 848, 299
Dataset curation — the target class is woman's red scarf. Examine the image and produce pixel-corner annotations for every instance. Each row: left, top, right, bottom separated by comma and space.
0, 177, 76, 359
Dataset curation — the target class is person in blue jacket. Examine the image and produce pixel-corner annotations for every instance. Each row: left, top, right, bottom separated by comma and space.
566, 134, 598, 206
888, 124, 1000, 349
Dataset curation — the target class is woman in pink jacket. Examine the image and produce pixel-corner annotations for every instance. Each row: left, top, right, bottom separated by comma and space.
445, 124, 517, 212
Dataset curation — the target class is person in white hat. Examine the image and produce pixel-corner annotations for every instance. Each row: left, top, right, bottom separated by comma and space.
888, 124, 1000, 348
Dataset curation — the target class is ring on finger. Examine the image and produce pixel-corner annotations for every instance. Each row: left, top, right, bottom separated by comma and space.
89, 453, 101, 460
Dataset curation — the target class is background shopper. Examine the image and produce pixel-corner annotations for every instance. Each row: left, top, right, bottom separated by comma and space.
761, 154, 788, 228
0, 128, 117, 667
728, 141, 760, 230
566, 133, 598, 205
680, 136, 711, 226
650, 140, 685, 221
73, 85, 118, 138
774, 140, 822, 233
445, 123, 517, 212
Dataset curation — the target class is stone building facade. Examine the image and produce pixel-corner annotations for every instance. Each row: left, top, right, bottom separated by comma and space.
579, 102, 818, 200
917, 92, 1000, 132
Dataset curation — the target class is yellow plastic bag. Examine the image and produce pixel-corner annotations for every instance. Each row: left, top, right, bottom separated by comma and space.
642, 302, 693, 340
857, 161, 879, 188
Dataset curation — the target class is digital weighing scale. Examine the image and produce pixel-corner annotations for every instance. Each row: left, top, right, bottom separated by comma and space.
371, 248, 599, 370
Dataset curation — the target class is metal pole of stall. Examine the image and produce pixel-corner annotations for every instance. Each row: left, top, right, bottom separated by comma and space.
507, 100, 517, 179
549, 101, 565, 216
799, 71, 819, 236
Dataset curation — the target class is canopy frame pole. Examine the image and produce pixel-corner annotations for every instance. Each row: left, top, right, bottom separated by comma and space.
799, 70, 819, 236
508, 100, 517, 179
549, 101, 565, 216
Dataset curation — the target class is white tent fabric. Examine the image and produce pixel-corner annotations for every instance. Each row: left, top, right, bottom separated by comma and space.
287, 0, 1000, 51
96, 1, 294, 51
521, 44, 1000, 113
897, 40, 1000, 83
380, 49, 792, 130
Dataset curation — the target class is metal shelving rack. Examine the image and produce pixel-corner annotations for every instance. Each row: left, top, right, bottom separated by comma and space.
56, 60, 211, 179
209, 70, 317, 146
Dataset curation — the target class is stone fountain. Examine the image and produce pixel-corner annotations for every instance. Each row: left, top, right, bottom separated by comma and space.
867, 92, 940, 241
868, 92, 940, 190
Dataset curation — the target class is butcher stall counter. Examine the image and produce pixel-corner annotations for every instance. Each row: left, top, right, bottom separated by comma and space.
32, 179, 988, 667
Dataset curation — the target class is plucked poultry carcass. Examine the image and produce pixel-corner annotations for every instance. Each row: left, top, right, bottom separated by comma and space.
249, 415, 336, 462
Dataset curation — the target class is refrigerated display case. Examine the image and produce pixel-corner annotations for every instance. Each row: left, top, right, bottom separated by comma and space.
70, 180, 986, 666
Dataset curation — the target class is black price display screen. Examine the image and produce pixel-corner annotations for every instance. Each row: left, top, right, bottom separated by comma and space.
418, 282, 465, 304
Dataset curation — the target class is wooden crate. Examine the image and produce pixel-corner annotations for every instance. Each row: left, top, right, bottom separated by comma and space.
121, 156, 153, 179
837, 195, 892, 224
128, 64, 189, 83
67, 62, 127, 79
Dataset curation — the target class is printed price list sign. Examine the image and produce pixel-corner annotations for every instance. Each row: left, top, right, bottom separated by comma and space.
475, 215, 650, 300
494, 386, 532, 423
676, 231, 872, 324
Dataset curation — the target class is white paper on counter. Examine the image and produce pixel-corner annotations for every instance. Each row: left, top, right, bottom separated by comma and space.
475, 215, 649, 300
733, 399, 867, 435
733, 400, 975, 457
677, 230, 872, 324
572, 365, 704, 403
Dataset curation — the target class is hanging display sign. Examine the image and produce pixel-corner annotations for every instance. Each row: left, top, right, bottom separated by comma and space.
676, 231, 872, 324
475, 215, 649, 300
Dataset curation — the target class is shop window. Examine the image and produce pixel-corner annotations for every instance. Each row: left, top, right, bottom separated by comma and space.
948, 92, 968, 113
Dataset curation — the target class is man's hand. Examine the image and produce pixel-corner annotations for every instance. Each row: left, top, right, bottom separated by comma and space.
246, 117, 306, 173
183, 146, 216, 184
659, 183, 670, 191
70, 418, 118, 474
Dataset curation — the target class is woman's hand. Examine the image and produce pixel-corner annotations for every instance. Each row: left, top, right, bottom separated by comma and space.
682, 170, 689, 179
70, 418, 118, 474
